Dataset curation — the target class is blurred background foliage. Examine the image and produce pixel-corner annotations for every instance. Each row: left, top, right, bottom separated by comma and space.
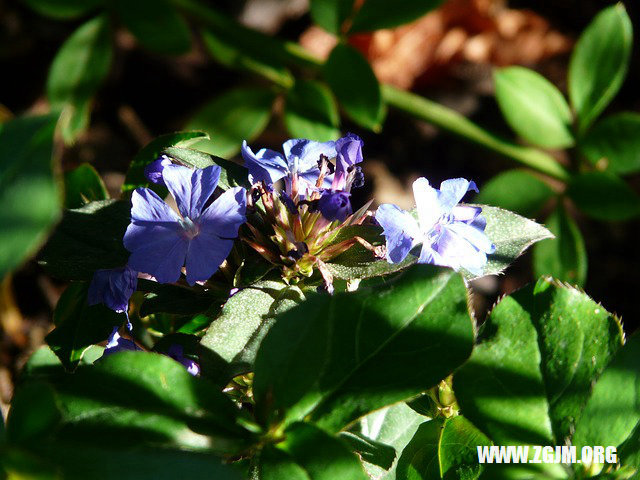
1, 0, 639, 419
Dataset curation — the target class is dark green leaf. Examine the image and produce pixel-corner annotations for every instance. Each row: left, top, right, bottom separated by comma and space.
186, 87, 275, 159
618, 422, 640, 473
139, 283, 222, 317
569, 4, 633, 132
339, 431, 396, 470
580, 112, 640, 175
533, 204, 587, 286
395, 419, 442, 480
284, 79, 340, 142
113, 0, 191, 55
64, 163, 108, 208
122, 131, 209, 193
470, 205, 553, 278
163, 146, 248, 190
200, 280, 303, 381
46, 282, 124, 370
276, 422, 368, 480
5, 382, 60, 445
324, 43, 384, 130
259, 445, 311, 480
349, 0, 444, 33
475, 170, 554, 218
573, 333, 640, 451
201, 29, 293, 88
253, 265, 474, 432
567, 172, 640, 221
39, 200, 131, 281
310, 0, 355, 34
0, 114, 59, 279
494, 67, 573, 149
357, 402, 426, 479
24, 0, 103, 19
455, 278, 623, 445
46, 15, 112, 142
438, 416, 491, 480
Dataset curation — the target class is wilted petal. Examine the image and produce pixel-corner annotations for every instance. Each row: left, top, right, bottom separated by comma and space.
439, 178, 478, 212
375, 203, 420, 264
163, 164, 221, 219
242, 141, 288, 186
412, 177, 443, 232
88, 266, 138, 313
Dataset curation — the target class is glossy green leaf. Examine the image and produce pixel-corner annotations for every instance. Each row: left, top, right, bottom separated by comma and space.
349, 0, 444, 33
39, 200, 131, 281
0, 114, 59, 280
324, 43, 384, 130
470, 205, 553, 278
580, 112, 640, 175
253, 265, 474, 432
122, 131, 209, 193
455, 277, 623, 445
569, 4, 633, 132
357, 402, 426, 479
567, 172, 640, 221
24, 0, 103, 19
5, 382, 60, 445
310, 0, 355, 34
533, 204, 587, 286
201, 29, 293, 88
138, 282, 223, 317
618, 422, 640, 474
47, 15, 112, 142
494, 67, 573, 149
573, 333, 640, 451
46, 282, 124, 370
186, 87, 275, 159
200, 280, 304, 381
339, 431, 396, 470
284, 79, 340, 142
395, 419, 441, 480
63, 163, 108, 208
259, 445, 311, 480
276, 422, 368, 480
163, 146, 248, 190
475, 170, 554, 218
113, 0, 191, 55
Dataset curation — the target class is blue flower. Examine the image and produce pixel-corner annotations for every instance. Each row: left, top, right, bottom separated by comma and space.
88, 266, 138, 314
331, 133, 363, 191
375, 177, 495, 275
241, 138, 336, 196
102, 327, 141, 357
318, 191, 353, 222
123, 164, 247, 286
167, 344, 200, 376
144, 155, 172, 186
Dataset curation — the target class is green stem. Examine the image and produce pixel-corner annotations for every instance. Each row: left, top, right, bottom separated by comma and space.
173, 0, 571, 182
382, 85, 571, 181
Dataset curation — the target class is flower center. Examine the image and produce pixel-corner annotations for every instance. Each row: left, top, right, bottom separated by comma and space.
179, 217, 200, 240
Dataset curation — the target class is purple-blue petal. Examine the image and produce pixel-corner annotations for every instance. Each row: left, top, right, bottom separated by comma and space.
438, 178, 477, 212
144, 156, 172, 186
283, 138, 337, 175
163, 164, 221, 219
88, 266, 138, 313
318, 191, 352, 222
375, 204, 420, 264
166, 344, 200, 376
102, 327, 141, 357
242, 141, 288, 186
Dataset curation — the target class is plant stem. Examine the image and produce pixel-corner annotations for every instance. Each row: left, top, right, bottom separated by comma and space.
174, 0, 571, 182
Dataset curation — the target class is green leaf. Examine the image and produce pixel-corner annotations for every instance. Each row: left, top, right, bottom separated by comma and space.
356, 402, 426, 479
349, 0, 444, 33
471, 205, 553, 278
494, 67, 573, 149
454, 277, 624, 445
253, 265, 474, 432
138, 282, 223, 317
0, 114, 60, 280
339, 431, 396, 470
273, 422, 368, 480
122, 131, 209, 193
567, 172, 640, 221
200, 280, 304, 381
475, 170, 554, 218
39, 200, 131, 281
46, 15, 112, 142
395, 419, 441, 480
310, 0, 355, 34
618, 423, 640, 473
46, 282, 124, 370
24, 0, 103, 19
580, 112, 640, 175
533, 204, 587, 286
284, 79, 340, 142
569, 4, 633, 132
573, 333, 640, 451
163, 146, 248, 190
113, 0, 191, 55
201, 29, 293, 88
5, 382, 60, 446
186, 87, 275, 159
63, 163, 108, 208
324, 43, 384, 130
